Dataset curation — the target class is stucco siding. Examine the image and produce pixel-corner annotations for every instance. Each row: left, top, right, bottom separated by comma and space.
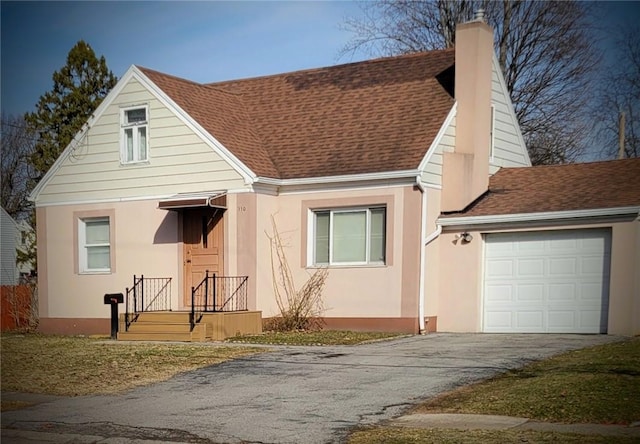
36, 78, 246, 205
490, 60, 530, 171
38, 200, 181, 320
248, 186, 413, 320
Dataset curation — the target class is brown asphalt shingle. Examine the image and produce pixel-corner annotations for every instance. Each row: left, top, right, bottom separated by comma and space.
138, 49, 455, 179
447, 158, 640, 217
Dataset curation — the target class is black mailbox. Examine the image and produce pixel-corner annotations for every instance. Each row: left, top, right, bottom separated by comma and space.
104, 293, 124, 304
104, 293, 124, 339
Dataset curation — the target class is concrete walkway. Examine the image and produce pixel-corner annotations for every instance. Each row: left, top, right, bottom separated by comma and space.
1, 333, 625, 443
391, 413, 640, 438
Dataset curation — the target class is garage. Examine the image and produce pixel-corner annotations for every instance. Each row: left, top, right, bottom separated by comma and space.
483, 229, 611, 333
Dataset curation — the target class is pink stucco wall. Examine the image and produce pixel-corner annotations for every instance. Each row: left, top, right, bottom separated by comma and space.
436, 221, 640, 335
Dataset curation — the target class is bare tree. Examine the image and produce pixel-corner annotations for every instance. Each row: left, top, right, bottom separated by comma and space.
266, 215, 328, 331
1, 114, 36, 220
592, 25, 640, 159
340, 1, 599, 164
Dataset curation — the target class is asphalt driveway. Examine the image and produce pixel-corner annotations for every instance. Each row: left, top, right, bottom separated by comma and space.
1, 333, 619, 443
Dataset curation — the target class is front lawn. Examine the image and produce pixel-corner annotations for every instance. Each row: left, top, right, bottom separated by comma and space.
0, 333, 262, 398
414, 337, 640, 425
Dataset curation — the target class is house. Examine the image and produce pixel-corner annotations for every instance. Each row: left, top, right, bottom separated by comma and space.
29, 17, 640, 338
1, 207, 34, 285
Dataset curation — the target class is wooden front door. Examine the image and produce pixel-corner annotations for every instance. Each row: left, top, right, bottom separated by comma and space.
183, 208, 224, 306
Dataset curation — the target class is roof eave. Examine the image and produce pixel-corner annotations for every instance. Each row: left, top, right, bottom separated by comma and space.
438, 206, 640, 231
256, 169, 420, 186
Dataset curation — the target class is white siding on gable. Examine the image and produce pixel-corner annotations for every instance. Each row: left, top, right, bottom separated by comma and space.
490, 59, 530, 173
36, 78, 246, 205
421, 115, 456, 187
1, 208, 19, 285
421, 58, 530, 187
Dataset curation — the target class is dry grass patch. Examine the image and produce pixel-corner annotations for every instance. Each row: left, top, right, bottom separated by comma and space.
226, 330, 402, 346
415, 337, 640, 425
1, 333, 262, 396
0, 400, 34, 412
348, 427, 640, 444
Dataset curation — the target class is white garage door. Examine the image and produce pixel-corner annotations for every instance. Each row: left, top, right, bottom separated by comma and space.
483, 229, 611, 333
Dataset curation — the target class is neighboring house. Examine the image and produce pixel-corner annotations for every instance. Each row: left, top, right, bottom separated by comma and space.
29, 18, 639, 337
1, 207, 34, 285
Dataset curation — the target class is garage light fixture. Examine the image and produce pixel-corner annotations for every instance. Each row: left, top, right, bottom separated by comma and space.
455, 232, 473, 243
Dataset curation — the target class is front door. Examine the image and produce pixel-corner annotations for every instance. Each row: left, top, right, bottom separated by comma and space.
183, 208, 224, 306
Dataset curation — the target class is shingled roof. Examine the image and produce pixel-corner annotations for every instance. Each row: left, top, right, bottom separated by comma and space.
445, 158, 640, 217
139, 49, 455, 179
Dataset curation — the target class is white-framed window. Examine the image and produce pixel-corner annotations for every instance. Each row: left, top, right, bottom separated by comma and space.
120, 105, 148, 164
312, 207, 386, 266
79, 217, 111, 273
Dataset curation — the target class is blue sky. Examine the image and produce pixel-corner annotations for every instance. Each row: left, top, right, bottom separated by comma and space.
1, 1, 639, 118
1, 1, 366, 116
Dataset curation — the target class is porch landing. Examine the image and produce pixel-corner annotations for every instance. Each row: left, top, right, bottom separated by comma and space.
117, 311, 262, 342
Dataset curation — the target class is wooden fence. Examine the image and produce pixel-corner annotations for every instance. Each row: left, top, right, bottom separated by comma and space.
1, 285, 35, 331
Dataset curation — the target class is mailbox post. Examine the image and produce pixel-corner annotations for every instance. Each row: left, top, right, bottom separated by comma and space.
104, 293, 124, 339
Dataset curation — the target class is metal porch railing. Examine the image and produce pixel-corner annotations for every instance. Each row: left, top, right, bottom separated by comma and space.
124, 275, 172, 331
190, 271, 248, 331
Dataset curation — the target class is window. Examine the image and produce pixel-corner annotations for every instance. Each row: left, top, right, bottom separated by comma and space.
313, 207, 386, 265
79, 218, 111, 273
121, 106, 148, 163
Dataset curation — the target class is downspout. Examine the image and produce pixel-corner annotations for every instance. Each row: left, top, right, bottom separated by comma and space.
416, 177, 442, 334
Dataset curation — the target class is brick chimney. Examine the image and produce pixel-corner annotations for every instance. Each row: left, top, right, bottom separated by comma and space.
441, 17, 493, 212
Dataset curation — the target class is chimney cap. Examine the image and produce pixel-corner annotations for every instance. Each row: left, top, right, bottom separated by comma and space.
474, 8, 485, 22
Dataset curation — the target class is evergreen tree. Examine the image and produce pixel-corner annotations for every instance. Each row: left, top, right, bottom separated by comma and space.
25, 40, 117, 181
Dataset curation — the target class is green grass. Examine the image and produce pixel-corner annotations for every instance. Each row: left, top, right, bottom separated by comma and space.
348, 427, 640, 444
0, 333, 263, 397
226, 330, 403, 345
415, 337, 640, 425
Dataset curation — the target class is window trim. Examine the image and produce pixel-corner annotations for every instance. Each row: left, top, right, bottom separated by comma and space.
310, 206, 387, 267
120, 104, 149, 165
73, 210, 116, 275
302, 195, 394, 268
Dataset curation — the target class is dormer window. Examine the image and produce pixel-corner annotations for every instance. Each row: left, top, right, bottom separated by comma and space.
121, 106, 148, 164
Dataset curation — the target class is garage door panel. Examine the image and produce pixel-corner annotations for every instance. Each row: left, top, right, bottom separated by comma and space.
548, 283, 576, 302
484, 229, 611, 333
548, 311, 575, 329
486, 260, 513, 278
516, 311, 544, 330
517, 284, 544, 302
485, 311, 513, 329
549, 257, 577, 275
485, 284, 513, 302
581, 282, 605, 301
519, 238, 546, 252
517, 258, 544, 276
581, 255, 609, 275
550, 237, 578, 251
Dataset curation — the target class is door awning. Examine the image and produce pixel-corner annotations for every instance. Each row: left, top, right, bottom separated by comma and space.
158, 192, 227, 210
